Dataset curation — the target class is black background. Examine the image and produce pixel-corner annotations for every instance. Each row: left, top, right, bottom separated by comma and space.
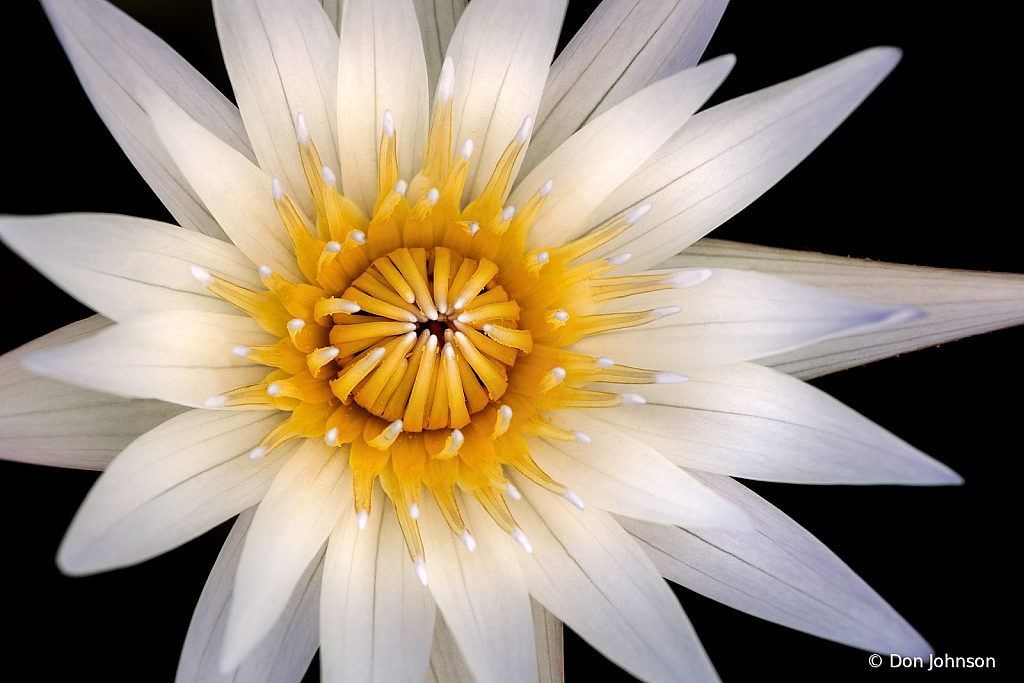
1, 1, 1012, 681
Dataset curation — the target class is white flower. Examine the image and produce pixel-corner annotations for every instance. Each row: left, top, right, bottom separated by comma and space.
0, 1, 1011, 683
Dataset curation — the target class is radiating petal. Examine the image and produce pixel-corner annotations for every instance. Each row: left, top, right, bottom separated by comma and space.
22, 311, 274, 408
425, 611, 476, 683
40, 0, 254, 240
445, 0, 568, 201
595, 362, 961, 484
321, 489, 435, 683
618, 472, 932, 657
57, 409, 294, 575
570, 268, 921, 370
511, 473, 719, 683
419, 494, 538, 683
213, 0, 339, 216
666, 238, 1024, 378
0, 214, 261, 323
136, 77, 302, 281
528, 411, 748, 529
221, 439, 350, 672
518, 56, 734, 250
0, 316, 186, 470
523, 0, 728, 177
176, 507, 322, 683
412, 0, 467, 95
337, 0, 430, 213
580, 48, 902, 273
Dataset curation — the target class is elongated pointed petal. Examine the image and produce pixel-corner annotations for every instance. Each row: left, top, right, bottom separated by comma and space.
136, 77, 302, 281
571, 269, 922, 370
176, 507, 322, 683
0, 214, 261, 323
666, 239, 1024, 378
22, 311, 275, 408
0, 316, 186, 470
597, 362, 961, 484
40, 0, 254, 240
214, 0, 339, 216
518, 56, 734, 249
321, 493, 435, 683
512, 473, 719, 683
523, 0, 728, 178
582, 48, 902, 272
337, 0, 430, 213
221, 439, 350, 672
530, 412, 748, 529
446, 0, 568, 200
425, 611, 476, 683
419, 494, 537, 683
412, 0, 466, 96
619, 472, 932, 657
57, 409, 293, 575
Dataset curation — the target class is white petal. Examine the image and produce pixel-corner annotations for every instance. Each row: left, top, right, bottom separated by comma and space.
22, 311, 275, 408
666, 239, 1024, 378
57, 409, 293, 575
221, 439, 350, 672
445, 0, 568, 201
214, 0, 340, 216
511, 473, 719, 683
40, 0, 255, 240
425, 611, 476, 683
570, 268, 922, 370
0, 214, 262, 323
531, 599, 564, 683
176, 507, 322, 683
419, 493, 537, 683
411, 0, 467, 96
619, 472, 932, 657
518, 56, 734, 250
337, 0, 430, 213
321, 491, 435, 683
579, 48, 902, 273
528, 411, 748, 529
136, 77, 302, 281
595, 362, 961, 484
523, 0, 728, 178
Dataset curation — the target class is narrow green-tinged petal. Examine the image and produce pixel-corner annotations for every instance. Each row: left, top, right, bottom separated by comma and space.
518, 56, 734, 250
445, 0, 568, 201
221, 440, 350, 673
412, 0, 467, 95
40, 0, 254, 240
425, 612, 476, 683
214, 0, 339, 216
522, 0, 728, 178
0, 316, 185, 470
529, 412, 749, 529
176, 507, 322, 683
319, 0, 341, 30
321, 492, 435, 683
337, 0, 430, 213
531, 599, 564, 683
665, 239, 1024, 378
595, 362, 961, 484
581, 48, 901, 273
420, 494, 538, 683
57, 409, 293, 575
511, 473, 720, 683
137, 77, 302, 281
570, 269, 921, 370
0, 214, 261, 323
618, 472, 932, 658
22, 311, 275, 408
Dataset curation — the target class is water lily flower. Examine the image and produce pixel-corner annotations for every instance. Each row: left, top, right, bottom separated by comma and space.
1, 1, 1018, 682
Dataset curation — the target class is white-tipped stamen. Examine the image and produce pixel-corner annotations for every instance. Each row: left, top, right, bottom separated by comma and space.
654, 371, 688, 384
625, 203, 653, 224
426, 188, 439, 205
620, 392, 646, 405
564, 488, 585, 511
325, 427, 339, 447
232, 345, 250, 358
258, 265, 273, 278
468, 222, 479, 235
437, 56, 455, 103
271, 177, 284, 202
501, 205, 515, 221
203, 394, 228, 409
573, 431, 592, 445
325, 241, 342, 253
459, 138, 474, 160
596, 356, 614, 369
287, 318, 306, 333
515, 116, 533, 145
510, 527, 533, 554
551, 367, 566, 380
651, 305, 682, 319
357, 509, 368, 531
333, 299, 361, 314
409, 502, 420, 520
296, 112, 310, 144
349, 230, 366, 244
321, 165, 337, 186
540, 179, 553, 197
460, 530, 477, 552
382, 109, 395, 137
394, 179, 408, 196
248, 446, 266, 461
536, 251, 549, 264
607, 253, 632, 267
189, 265, 213, 286
383, 419, 403, 440
552, 310, 569, 323
505, 481, 522, 501
666, 269, 713, 288
414, 558, 429, 586
266, 383, 281, 397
